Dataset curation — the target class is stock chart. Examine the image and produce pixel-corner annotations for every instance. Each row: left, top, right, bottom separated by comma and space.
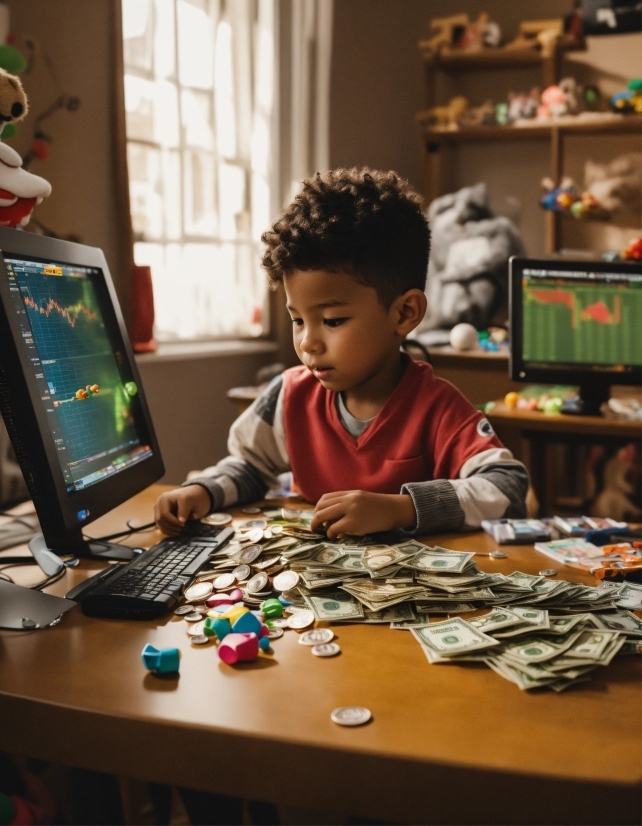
522, 278, 642, 366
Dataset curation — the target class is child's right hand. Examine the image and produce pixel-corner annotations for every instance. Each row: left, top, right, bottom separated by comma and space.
154, 485, 211, 536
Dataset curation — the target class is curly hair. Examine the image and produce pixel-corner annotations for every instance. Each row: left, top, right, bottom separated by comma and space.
261, 167, 430, 306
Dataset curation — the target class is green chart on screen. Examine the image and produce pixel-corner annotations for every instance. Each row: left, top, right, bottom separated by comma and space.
523, 279, 642, 366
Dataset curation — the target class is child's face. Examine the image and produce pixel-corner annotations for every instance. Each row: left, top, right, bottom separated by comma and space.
284, 269, 414, 393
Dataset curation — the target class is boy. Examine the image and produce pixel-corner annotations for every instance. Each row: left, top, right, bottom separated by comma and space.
155, 168, 528, 538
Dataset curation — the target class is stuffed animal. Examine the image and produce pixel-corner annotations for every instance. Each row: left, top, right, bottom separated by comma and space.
0, 141, 51, 227
584, 152, 641, 214
537, 84, 568, 119
507, 87, 540, 122
414, 183, 525, 343
0, 67, 27, 136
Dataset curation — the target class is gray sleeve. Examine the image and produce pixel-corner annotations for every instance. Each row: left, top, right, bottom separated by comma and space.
400, 447, 529, 533
183, 376, 290, 511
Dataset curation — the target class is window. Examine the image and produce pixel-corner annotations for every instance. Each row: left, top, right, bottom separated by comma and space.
122, 0, 275, 340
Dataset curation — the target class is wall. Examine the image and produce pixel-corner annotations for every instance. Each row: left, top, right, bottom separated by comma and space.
330, 0, 641, 257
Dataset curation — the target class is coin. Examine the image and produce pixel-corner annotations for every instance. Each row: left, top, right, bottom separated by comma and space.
330, 706, 371, 727
246, 529, 264, 544
234, 545, 262, 563
203, 513, 233, 525
185, 581, 213, 601
312, 642, 341, 657
299, 628, 334, 646
232, 564, 251, 581
242, 507, 262, 514
287, 609, 315, 630
540, 568, 558, 577
186, 620, 205, 637
213, 573, 236, 590
190, 634, 210, 645
243, 519, 268, 530
273, 570, 300, 592
247, 572, 269, 594
269, 617, 289, 629
270, 525, 284, 534
255, 554, 281, 570
490, 551, 508, 559
267, 627, 284, 640
174, 605, 193, 616
184, 611, 204, 622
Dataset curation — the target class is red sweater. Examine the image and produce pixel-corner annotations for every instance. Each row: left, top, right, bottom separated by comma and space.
283, 357, 504, 503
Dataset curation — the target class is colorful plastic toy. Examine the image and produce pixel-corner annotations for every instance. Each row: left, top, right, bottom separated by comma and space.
260, 598, 284, 618
218, 632, 262, 664
141, 644, 180, 674
610, 79, 642, 114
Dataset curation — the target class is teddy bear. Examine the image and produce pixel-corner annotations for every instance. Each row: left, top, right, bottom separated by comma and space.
584, 152, 641, 214
0, 67, 28, 136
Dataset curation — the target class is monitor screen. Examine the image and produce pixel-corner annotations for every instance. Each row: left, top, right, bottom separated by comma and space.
4, 254, 153, 496
520, 265, 642, 371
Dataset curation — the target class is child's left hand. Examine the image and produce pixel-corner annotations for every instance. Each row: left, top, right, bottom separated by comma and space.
310, 490, 417, 539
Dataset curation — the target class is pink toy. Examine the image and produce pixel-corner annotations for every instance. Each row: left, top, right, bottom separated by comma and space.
537, 85, 567, 120
0, 142, 50, 227
230, 588, 243, 602
206, 593, 235, 608
218, 632, 259, 664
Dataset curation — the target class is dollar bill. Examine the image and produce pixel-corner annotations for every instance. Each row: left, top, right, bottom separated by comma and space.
410, 618, 499, 657
303, 590, 364, 621
469, 608, 523, 633
406, 548, 475, 574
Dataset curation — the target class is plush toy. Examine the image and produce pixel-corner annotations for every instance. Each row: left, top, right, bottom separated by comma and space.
0, 141, 51, 227
537, 84, 568, 119
0, 67, 27, 137
414, 182, 525, 344
584, 152, 641, 214
507, 87, 540, 122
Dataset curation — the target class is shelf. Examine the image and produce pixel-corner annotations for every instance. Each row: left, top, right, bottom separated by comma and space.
417, 114, 642, 144
418, 41, 584, 71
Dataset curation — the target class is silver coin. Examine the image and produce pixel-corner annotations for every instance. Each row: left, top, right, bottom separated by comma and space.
242, 507, 262, 514
270, 524, 284, 534
174, 605, 193, 616
247, 528, 264, 544
234, 545, 262, 564
186, 620, 205, 637
312, 642, 341, 657
232, 564, 251, 582
255, 554, 281, 570
190, 634, 210, 645
185, 581, 213, 601
214, 573, 236, 590
540, 568, 558, 577
244, 519, 268, 530
273, 570, 300, 592
267, 627, 284, 640
300, 628, 334, 646
330, 706, 371, 727
490, 551, 508, 559
247, 572, 269, 594
184, 611, 205, 622
287, 609, 315, 630
269, 617, 289, 629
203, 512, 233, 525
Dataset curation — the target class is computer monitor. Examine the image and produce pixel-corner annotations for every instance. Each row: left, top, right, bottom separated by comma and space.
0, 227, 164, 573
509, 257, 642, 414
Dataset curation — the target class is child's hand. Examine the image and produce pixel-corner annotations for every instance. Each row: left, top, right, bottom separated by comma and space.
310, 491, 416, 539
154, 485, 211, 535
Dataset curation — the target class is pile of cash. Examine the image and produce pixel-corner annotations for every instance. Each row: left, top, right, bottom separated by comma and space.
199, 510, 642, 689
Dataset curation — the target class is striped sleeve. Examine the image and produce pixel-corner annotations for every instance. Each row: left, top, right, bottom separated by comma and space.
183, 376, 291, 511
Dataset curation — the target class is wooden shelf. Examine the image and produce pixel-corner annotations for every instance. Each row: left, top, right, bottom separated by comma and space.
419, 44, 582, 71
417, 114, 642, 144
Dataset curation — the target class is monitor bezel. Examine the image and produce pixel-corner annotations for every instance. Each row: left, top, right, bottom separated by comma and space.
0, 228, 164, 542
509, 256, 642, 386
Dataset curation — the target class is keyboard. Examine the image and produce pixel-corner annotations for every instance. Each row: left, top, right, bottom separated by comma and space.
66, 522, 234, 619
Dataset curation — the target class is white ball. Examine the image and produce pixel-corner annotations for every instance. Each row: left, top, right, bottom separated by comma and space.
449, 323, 478, 351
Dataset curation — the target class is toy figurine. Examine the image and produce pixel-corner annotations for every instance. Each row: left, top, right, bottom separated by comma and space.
0, 67, 27, 137
610, 79, 642, 114
0, 142, 50, 227
537, 85, 568, 119
427, 95, 469, 129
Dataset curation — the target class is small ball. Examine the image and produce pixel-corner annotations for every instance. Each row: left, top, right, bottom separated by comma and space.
504, 392, 519, 408
449, 323, 478, 351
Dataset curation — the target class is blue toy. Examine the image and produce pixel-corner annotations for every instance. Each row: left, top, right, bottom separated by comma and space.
141, 644, 180, 674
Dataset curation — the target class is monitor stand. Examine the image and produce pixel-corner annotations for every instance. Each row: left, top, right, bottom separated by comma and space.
561, 383, 610, 417
29, 533, 142, 577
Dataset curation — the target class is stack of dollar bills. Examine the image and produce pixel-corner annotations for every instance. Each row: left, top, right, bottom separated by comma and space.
202, 520, 642, 690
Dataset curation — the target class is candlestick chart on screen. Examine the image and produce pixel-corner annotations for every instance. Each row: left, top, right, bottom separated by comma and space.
16, 265, 141, 474
522, 278, 642, 366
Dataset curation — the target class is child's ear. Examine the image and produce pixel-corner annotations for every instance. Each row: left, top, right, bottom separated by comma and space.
393, 289, 427, 334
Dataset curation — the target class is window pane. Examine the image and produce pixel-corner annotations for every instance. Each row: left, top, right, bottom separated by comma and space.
181, 89, 214, 150
218, 162, 247, 240
153, 0, 176, 79
162, 150, 182, 239
123, 0, 153, 71
124, 76, 179, 147
156, 80, 180, 146
177, 0, 214, 89
214, 19, 236, 158
128, 143, 163, 239
183, 150, 217, 236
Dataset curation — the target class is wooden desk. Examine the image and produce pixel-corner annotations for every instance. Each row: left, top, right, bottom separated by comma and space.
488, 402, 641, 515
0, 486, 639, 825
